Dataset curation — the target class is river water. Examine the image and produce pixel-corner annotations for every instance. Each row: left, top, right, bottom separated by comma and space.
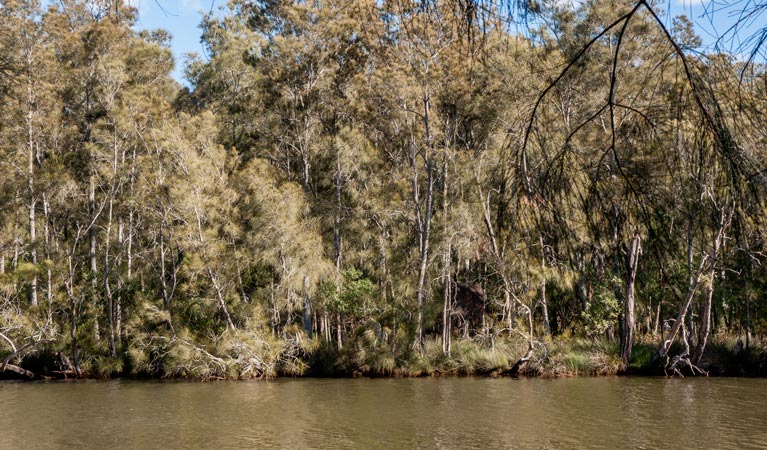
1, 377, 765, 449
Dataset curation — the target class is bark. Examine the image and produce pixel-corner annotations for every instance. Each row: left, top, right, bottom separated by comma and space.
302, 275, 312, 338
412, 94, 435, 351
658, 216, 727, 363
539, 235, 550, 336
441, 150, 452, 355
609, 150, 622, 338
1, 363, 37, 379
270, 281, 278, 335
653, 301, 662, 337
89, 175, 99, 342
621, 233, 641, 368
478, 177, 528, 343
301, 156, 310, 192
126, 146, 137, 280
323, 313, 331, 343
475, 173, 513, 335
502, 289, 513, 332
312, 309, 318, 339
693, 213, 725, 364
686, 211, 696, 350
0, 332, 15, 354
26, 49, 38, 307
441, 243, 452, 356
333, 144, 343, 347
43, 193, 52, 303
1, 339, 47, 380
159, 229, 169, 310
193, 190, 234, 330
693, 278, 713, 365
89, 177, 97, 275
116, 290, 122, 341
208, 268, 235, 330
658, 255, 710, 360
745, 260, 752, 349
104, 197, 116, 357
507, 347, 534, 376
665, 322, 706, 377
157, 224, 183, 311
127, 212, 134, 278
65, 253, 82, 378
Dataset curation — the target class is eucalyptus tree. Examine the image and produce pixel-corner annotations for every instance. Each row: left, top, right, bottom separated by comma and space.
518, 0, 767, 371
0, 0, 62, 309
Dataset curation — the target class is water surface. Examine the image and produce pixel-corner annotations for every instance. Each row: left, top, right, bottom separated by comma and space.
1, 377, 765, 449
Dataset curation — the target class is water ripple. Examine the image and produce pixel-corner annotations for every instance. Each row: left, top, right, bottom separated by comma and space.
1, 377, 766, 449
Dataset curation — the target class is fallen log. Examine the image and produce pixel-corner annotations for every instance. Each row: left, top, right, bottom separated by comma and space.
1, 363, 37, 379
51, 370, 77, 379
507, 348, 534, 376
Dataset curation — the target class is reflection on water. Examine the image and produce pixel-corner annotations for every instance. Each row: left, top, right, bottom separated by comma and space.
1, 377, 766, 449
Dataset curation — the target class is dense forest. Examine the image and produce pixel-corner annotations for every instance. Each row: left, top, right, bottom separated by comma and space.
1, 0, 766, 379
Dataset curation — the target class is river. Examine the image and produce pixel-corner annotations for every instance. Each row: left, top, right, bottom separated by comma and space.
1, 377, 765, 449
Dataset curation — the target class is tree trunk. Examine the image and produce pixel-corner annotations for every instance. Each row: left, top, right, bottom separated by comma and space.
412, 94, 435, 351
693, 276, 713, 365
26, 51, 38, 308
694, 213, 725, 364
104, 197, 116, 357
160, 228, 169, 310
442, 243, 452, 356
658, 255, 709, 360
658, 216, 727, 362
1, 363, 37, 379
441, 148, 452, 355
609, 130, 622, 343
686, 211, 696, 351
302, 275, 312, 338
336, 313, 343, 349
270, 281, 278, 335
89, 175, 99, 342
207, 268, 235, 330
415, 239, 430, 350
745, 259, 752, 349
43, 193, 52, 303
66, 253, 82, 378
539, 235, 550, 335
333, 145, 343, 347
89, 176, 97, 274
507, 347, 534, 376
621, 233, 641, 368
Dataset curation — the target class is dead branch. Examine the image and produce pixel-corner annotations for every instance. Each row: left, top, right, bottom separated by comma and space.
1, 363, 37, 379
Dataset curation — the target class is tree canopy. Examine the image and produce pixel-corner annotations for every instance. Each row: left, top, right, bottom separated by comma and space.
1, 0, 766, 379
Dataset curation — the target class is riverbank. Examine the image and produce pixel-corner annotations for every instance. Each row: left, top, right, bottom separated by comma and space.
310, 335, 767, 379
4, 334, 765, 381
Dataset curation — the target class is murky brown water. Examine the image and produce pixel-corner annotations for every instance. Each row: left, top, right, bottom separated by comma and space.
1, 376, 766, 449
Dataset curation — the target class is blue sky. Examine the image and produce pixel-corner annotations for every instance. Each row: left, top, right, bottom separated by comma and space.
128, 0, 756, 85
130, 0, 217, 83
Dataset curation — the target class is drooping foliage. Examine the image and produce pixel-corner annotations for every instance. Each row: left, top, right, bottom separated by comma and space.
1, 0, 766, 379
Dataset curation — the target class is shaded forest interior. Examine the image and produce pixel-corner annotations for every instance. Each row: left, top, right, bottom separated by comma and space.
1, 0, 767, 379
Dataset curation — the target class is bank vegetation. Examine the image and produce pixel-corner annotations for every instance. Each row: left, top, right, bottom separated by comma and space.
1, 0, 766, 380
